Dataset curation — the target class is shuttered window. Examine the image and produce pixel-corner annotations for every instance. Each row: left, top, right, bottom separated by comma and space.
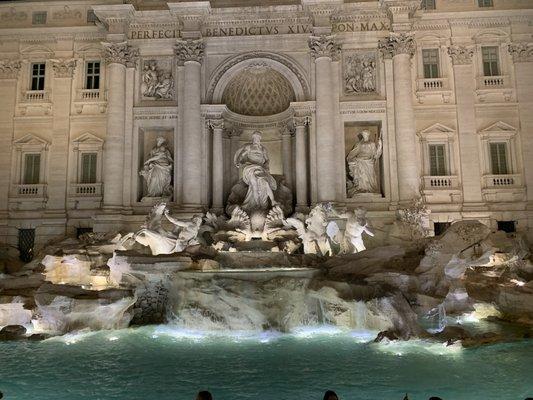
80, 153, 97, 183
490, 142, 508, 175
422, 49, 440, 79
482, 47, 500, 77
23, 154, 41, 184
429, 144, 446, 176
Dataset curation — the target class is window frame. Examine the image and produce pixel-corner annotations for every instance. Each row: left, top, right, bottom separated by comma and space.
489, 142, 509, 175
22, 153, 42, 184
85, 60, 101, 90
80, 152, 98, 184
30, 62, 46, 91
422, 48, 440, 79
428, 143, 447, 176
481, 46, 500, 77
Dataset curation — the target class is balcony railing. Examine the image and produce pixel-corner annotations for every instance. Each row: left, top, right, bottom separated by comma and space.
477, 75, 509, 89
23, 90, 50, 102
70, 183, 102, 197
77, 89, 102, 101
423, 175, 459, 189
11, 184, 46, 197
483, 174, 522, 188
417, 77, 449, 91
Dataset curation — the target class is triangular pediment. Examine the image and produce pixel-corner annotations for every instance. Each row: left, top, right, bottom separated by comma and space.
418, 123, 455, 138
72, 132, 104, 145
480, 121, 517, 133
13, 133, 49, 148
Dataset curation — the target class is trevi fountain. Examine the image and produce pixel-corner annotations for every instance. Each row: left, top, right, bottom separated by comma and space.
1, 130, 532, 399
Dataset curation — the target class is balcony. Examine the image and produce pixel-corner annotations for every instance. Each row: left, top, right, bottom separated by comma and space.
11, 184, 46, 197
23, 90, 50, 102
423, 175, 459, 189
483, 174, 522, 188
70, 183, 102, 197
415, 77, 452, 104
77, 89, 102, 101
477, 75, 508, 89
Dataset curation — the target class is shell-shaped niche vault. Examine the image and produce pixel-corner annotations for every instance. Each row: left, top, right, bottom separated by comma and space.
222, 63, 296, 117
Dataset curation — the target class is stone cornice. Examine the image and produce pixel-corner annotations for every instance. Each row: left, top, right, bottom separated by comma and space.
51, 59, 77, 78
175, 39, 204, 64
378, 33, 415, 58
102, 41, 139, 66
0, 60, 21, 79
92, 4, 135, 34
508, 42, 533, 63
308, 35, 341, 61
447, 45, 474, 65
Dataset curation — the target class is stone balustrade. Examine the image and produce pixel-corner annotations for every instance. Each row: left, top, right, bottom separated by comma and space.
23, 90, 50, 102
483, 174, 522, 188
12, 184, 46, 197
70, 183, 102, 197
417, 77, 448, 91
423, 175, 459, 189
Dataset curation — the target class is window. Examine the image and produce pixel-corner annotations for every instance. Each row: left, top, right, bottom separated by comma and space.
422, 49, 440, 79
32, 11, 47, 25
490, 142, 508, 175
429, 144, 446, 176
482, 46, 500, 76
434, 222, 451, 236
80, 153, 97, 183
85, 61, 100, 90
30, 63, 46, 91
18, 228, 35, 262
497, 221, 516, 233
478, 0, 493, 7
87, 10, 98, 23
23, 154, 41, 184
421, 0, 436, 10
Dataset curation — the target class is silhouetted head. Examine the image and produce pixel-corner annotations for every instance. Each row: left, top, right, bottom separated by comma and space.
0, 390, 3, 399
323, 390, 338, 400
196, 391, 212, 400
429, 397, 443, 400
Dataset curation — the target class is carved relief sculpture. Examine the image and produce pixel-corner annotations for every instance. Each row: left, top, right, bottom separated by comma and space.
51, 59, 77, 78
447, 45, 474, 65
102, 42, 139, 67
346, 129, 382, 196
141, 60, 175, 100
344, 52, 376, 94
308, 35, 341, 61
175, 39, 205, 64
139, 137, 173, 199
508, 42, 533, 63
0, 60, 21, 79
378, 33, 416, 58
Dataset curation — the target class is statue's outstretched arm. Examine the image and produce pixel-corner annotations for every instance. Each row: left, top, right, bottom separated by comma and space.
164, 211, 189, 228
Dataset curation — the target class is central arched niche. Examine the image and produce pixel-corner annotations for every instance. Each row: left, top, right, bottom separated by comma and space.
221, 63, 296, 117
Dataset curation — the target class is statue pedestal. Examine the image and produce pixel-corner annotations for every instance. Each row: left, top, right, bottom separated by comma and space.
140, 196, 171, 204
347, 193, 382, 202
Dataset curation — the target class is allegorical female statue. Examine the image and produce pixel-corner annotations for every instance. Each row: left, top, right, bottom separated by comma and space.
346, 129, 382, 196
139, 137, 173, 198
233, 131, 278, 213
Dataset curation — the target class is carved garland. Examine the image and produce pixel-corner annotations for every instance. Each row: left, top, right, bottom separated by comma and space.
308, 35, 341, 61
0, 60, 21, 79
447, 45, 474, 65
508, 42, 533, 63
102, 41, 139, 67
206, 52, 310, 102
378, 33, 415, 58
175, 39, 205, 64
51, 59, 77, 78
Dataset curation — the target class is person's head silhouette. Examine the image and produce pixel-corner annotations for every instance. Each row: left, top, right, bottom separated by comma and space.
323, 390, 339, 400
196, 391, 212, 400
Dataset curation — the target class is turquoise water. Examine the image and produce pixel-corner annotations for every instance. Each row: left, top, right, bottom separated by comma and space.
0, 326, 532, 400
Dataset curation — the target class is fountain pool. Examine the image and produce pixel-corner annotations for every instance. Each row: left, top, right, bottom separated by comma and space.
0, 326, 531, 400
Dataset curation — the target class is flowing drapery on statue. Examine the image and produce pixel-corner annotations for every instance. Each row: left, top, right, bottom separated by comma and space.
139, 137, 173, 199
346, 130, 382, 196
233, 131, 278, 214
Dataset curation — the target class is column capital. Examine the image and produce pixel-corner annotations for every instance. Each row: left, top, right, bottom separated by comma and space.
175, 39, 205, 65
51, 59, 77, 78
102, 41, 139, 67
0, 60, 21, 79
508, 42, 533, 63
208, 118, 225, 131
378, 33, 415, 59
447, 44, 474, 65
293, 115, 310, 127
308, 35, 341, 61
281, 124, 295, 137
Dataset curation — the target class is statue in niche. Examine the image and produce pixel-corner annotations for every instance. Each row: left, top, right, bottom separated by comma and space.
344, 53, 376, 95
225, 131, 293, 236
141, 60, 174, 100
139, 136, 173, 199
134, 202, 203, 255
346, 129, 382, 196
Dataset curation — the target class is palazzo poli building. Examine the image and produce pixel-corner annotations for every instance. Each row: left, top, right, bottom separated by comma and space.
0, 0, 532, 250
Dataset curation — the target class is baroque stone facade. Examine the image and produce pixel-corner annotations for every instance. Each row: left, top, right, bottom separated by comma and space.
1, 0, 533, 250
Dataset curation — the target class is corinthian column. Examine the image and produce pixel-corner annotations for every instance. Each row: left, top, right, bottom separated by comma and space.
294, 115, 310, 210
508, 43, 533, 208
281, 125, 294, 189
379, 34, 419, 202
176, 39, 204, 208
308, 35, 341, 203
447, 44, 484, 208
102, 42, 138, 211
208, 119, 224, 212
